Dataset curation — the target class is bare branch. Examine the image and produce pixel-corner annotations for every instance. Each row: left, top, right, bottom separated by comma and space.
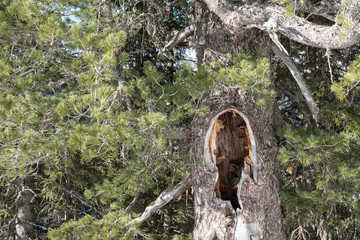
202, 0, 360, 49
128, 175, 192, 226
264, 19, 289, 55
161, 25, 195, 53
125, 189, 140, 213
0, 85, 15, 91
272, 44, 319, 122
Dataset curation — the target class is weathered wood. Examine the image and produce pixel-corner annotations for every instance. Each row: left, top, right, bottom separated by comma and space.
202, 0, 360, 49
192, 3, 284, 239
126, 175, 192, 227
272, 44, 319, 122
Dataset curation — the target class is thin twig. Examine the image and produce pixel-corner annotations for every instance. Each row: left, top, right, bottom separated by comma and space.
324, 49, 333, 84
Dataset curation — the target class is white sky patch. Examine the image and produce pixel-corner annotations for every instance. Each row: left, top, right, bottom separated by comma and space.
184, 47, 197, 70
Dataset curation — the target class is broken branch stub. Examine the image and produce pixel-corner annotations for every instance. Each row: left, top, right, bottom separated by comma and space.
204, 109, 258, 211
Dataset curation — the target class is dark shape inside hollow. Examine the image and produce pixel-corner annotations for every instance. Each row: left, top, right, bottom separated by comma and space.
209, 110, 253, 211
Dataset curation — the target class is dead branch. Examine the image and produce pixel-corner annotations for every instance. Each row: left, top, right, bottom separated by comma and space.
272, 44, 319, 122
161, 25, 195, 53
125, 188, 141, 213
202, 0, 360, 49
128, 175, 192, 226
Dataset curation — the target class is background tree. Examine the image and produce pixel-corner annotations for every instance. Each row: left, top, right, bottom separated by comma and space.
1, 0, 195, 239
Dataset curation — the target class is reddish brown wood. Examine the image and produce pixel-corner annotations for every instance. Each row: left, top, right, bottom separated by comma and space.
210, 111, 252, 210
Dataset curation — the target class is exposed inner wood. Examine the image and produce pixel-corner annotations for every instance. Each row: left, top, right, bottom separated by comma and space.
209, 110, 253, 210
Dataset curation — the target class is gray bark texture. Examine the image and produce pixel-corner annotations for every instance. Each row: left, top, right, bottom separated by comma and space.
15, 174, 35, 240
191, 2, 285, 239
202, 0, 360, 49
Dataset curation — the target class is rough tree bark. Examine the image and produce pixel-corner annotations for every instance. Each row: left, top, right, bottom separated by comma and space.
202, 0, 360, 49
185, 0, 359, 238
15, 174, 35, 240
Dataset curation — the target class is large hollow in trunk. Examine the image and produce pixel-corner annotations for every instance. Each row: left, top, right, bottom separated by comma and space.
206, 110, 257, 211
192, 93, 285, 239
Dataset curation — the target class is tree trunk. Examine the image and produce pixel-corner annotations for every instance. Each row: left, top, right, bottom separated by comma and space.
191, 3, 285, 239
15, 174, 35, 240
191, 92, 284, 240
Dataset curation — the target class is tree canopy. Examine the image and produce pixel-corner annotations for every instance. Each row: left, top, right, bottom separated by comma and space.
0, 0, 359, 239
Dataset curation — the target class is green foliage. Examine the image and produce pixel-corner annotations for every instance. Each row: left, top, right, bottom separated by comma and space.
141, 190, 194, 239
271, 0, 297, 17
1, 0, 360, 239
336, 13, 351, 29
278, 124, 360, 238
215, 53, 275, 108
274, 38, 360, 238
285, 3, 295, 17
331, 55, 360, 101
48, 212, 135, 240
0, 0, 196, 239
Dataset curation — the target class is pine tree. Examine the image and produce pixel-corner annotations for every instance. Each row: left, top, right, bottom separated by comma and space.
1, 0, 360, 239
